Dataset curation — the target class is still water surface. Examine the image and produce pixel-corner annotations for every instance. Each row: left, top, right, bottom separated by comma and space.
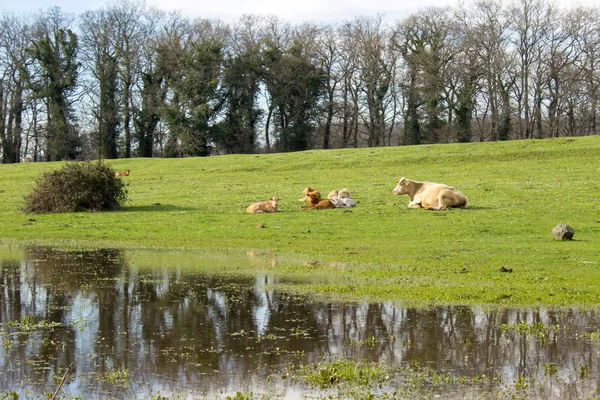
0, 247, 599, 399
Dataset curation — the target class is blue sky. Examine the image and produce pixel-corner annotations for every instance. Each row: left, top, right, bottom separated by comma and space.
4, 0, 598, 24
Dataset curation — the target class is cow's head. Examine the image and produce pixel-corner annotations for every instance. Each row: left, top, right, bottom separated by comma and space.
338, 188, 351, 198
392, 177, 410, 195
308, 192, 322, 204
303, 187, 316, 195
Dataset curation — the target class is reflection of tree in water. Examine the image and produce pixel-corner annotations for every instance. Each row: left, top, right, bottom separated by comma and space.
120, 271, 335, 392
1, 247, 600, 398
0, 247, 123, 394
0, 259, 25, 388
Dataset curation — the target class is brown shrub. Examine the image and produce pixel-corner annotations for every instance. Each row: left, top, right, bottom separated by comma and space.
22, 161, 128, 213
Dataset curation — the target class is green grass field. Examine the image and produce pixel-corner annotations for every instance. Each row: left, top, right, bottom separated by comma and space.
1, 136, 599, 307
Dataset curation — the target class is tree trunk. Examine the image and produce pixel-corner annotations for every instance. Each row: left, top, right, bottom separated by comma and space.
265, 106, 272, 152
123, 77, 132, 158
13, 79, 23, 162
342, 85, 350, 148
323, 88, 334, 149
0, 83, 5, 162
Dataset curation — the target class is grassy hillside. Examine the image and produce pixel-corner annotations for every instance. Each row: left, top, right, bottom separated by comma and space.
1, 136, 599, 306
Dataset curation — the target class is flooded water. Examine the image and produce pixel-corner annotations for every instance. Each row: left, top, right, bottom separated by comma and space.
0, 247, 599, 399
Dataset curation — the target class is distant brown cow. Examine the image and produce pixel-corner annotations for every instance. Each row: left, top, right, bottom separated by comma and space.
246, 197, 280, 213
115, 169, 130, 177
301, 192, 335, 210
392, 177, 468, 211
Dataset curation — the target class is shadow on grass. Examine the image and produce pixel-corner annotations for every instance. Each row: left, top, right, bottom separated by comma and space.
119, 204, 196, 213
462, 206, 493, 211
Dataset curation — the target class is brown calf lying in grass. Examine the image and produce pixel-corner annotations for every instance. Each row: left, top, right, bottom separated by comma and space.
392, 177, 468, 211
299, 186, 321, 202
115, 169, 130, 177
301, 192, 335, 210
246, 197, 280, 213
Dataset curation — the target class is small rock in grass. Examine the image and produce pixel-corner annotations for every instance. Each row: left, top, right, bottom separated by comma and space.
552, 224, 575, 240
256, 223, 266, 229
499, 266, 513, 273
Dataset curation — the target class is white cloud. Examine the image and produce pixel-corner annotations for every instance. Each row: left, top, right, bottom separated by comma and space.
5, 0, 599, 24
146, 0, 455, 24
147, 0, 599, 25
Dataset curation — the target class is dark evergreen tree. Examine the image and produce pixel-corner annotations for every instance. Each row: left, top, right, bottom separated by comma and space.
134, 70, 164, 157
263, 41, 324, 152
29, 10, 80, 161
162, 39, 226, 157
218, 53, 262, 154
97, 53, 119, 158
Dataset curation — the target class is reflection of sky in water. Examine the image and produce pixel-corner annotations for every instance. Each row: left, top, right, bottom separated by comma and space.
252, 289, 270, 335
20, 260, 47, 316
1, 247, 600, 398
69, 293, 99, 347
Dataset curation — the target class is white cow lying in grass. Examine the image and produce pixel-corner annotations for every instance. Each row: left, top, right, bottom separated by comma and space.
327, 188, 356, 208
392, 177, 468, 211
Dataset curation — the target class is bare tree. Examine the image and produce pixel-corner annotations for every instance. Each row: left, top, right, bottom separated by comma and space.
458, 0, 513, 141
314, 24, 340, 149
539, 8, 576, 138
508, 0, 553, 139
395, 8, 458, 144
571, 7, 600, 135
0, 14, 32, 163
111, 0, 147, 157
350, 15, 395, 147
338, 21, 362, 147
80, 8, 120, 159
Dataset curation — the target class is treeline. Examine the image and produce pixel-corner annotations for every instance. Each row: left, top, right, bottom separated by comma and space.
0, 0, 599, 162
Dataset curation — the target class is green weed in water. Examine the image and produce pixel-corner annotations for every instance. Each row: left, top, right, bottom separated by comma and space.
544, 363, 558, 376
500, 321, 559, 347
299, 359, 390, 388
579, 364, 590, 380
584, 331, 600, 341
104, 368, 129, 385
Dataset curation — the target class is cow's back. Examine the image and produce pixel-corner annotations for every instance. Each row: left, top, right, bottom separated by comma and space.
420, 183, 450, 196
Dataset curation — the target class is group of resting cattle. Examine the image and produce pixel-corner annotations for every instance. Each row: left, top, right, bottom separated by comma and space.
245, 177, 469, 214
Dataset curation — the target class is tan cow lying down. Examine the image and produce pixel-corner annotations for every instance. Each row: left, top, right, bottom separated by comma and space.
246, 197, 280, 213
327, 188, 356, 208
392, 177, 468, 211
